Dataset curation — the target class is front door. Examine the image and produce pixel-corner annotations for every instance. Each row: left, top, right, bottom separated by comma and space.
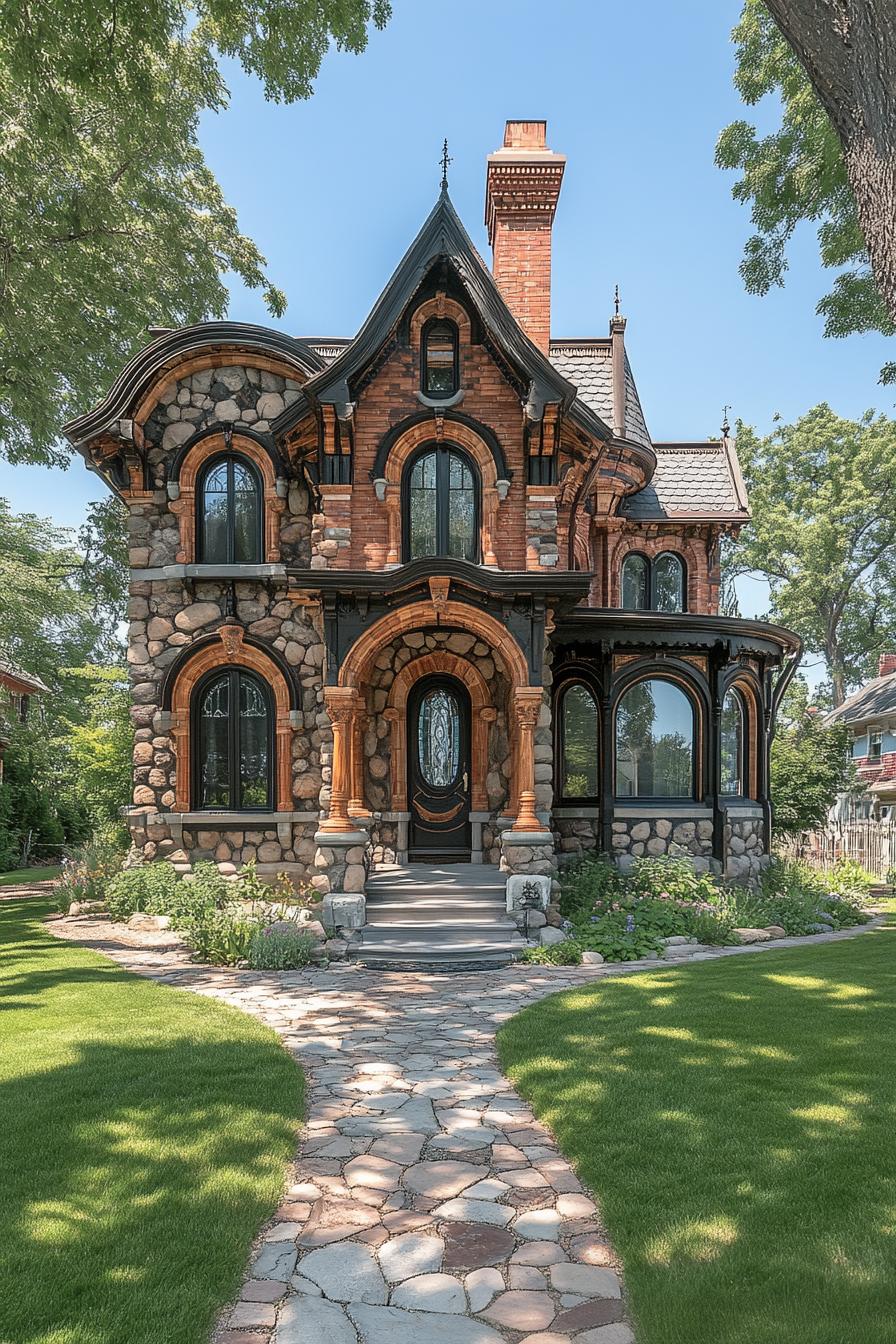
408, 675, 471, 861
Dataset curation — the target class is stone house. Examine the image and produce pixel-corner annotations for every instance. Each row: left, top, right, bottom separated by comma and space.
65, 121, 800, 962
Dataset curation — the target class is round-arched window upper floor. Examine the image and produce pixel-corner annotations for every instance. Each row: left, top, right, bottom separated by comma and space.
404, 444, 479, 562
198, 453, 263, 564
615, 677, 696, 799
421, 318, 459, 399
621, 551, 687, 613
720, 688, 745, 796
558, 682, 599, 800
194, 667, 273, 810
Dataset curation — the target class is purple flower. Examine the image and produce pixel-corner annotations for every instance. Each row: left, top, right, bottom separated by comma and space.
625, 914, 636, 933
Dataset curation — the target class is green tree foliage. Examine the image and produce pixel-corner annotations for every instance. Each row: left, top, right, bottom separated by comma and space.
0, 0, 390, 464
57, 666, 132, 836
771, 677, 856, 833
726, 405, 896, 704
717, 0, 896, 378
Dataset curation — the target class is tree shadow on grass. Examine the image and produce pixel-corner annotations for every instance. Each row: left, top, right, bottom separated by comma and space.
499, 927, 896, 1344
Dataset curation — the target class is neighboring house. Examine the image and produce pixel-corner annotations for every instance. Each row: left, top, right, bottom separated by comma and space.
63, 120, 799, 954
825, 654, 896, 820
0, 659, 48, 783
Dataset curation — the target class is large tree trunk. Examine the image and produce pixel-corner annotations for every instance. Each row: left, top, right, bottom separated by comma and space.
764, 0, 896, 326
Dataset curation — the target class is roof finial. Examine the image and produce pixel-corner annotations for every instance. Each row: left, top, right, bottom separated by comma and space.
614, 283, 621, 317
722, 405, 731, 438
440, 138, 452, 192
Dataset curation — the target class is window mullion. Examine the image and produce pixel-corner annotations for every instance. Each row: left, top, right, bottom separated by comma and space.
437, 448, 447, 555
230, 669, 239, 809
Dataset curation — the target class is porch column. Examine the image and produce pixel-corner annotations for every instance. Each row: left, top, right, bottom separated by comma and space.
512, 686, 549, 832
320, 686, 359, 833
347, 705, 370, 818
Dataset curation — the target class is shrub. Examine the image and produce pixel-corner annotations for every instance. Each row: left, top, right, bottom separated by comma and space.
104, 862, 179, 922
825, 858, 875, 900
573, 911, 666, 962
559, 856, 621, 920
248, 924, 317, 970
179, 906, 260, 965
55, 827, 126, 911
519, 941, 582, 966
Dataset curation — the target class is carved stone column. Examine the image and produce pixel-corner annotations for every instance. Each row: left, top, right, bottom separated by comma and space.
512, 686, 549, 832
320, 687, 359, 833
348, 705, 370, 819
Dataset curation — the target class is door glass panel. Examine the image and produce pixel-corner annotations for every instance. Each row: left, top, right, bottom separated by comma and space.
239, 675, 269, 807
202, 461, 230, 563
562, 684, 598, 798
409, 450, 438, 558
199, 673, 231, 807
447, 452, 475, 560
418, 687, 460, 788
232, 460, 261, 563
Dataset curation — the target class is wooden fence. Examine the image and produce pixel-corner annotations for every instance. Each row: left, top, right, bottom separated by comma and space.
779, 822, 896, 880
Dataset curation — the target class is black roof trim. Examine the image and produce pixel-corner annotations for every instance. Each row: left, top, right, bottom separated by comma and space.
63, 322, 325, 447
370, 410, 512, 481
272, 189, 612, 441
554, 608, 801, 659
285, 557, 592, 610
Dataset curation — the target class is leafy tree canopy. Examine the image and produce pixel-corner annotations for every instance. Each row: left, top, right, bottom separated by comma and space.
726, 405, 896, 705
716, 0, 896, 379
771, 676, 856, 833
0, 0, 390, 464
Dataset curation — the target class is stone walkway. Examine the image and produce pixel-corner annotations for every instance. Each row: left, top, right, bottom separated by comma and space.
49, 916, 880, 1344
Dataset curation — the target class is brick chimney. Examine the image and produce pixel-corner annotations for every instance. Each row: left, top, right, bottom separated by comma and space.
485, 120, 566, 354
879, 653, 896, 677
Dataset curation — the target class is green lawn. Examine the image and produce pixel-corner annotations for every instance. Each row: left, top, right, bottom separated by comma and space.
498, 924, 896, 1344
0, 896, 304, 1344
0, 866, 61, 885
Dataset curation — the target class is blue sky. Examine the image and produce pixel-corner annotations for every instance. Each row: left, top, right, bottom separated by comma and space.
2, 0, 892, 656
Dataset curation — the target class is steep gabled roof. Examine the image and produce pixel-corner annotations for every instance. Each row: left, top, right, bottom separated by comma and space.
826, 674, 896, 727
549, 340, 652, 450
619, 441, 750, 523
273, 189, 615, 447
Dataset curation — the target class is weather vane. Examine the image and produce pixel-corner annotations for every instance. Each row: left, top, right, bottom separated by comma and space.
614, 284, 621, 317
440, 138, 452, 190
722, 404, 731, 437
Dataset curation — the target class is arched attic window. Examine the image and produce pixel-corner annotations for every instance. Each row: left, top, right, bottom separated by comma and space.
654, 552, 686, 612
720, 689, 745, 796
194, 668, 273, 810
615, 678, 696, 799
198, 454, 262, 563
621, 551, 687, 612
405, 444, 478, 562
421, 318, 459, 399
621, 553, 649, 610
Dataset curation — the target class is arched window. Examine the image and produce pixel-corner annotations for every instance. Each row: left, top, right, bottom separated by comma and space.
720, 689, 745, 796
194, 668, 272, 810
621, 553, 649, 610
198, 454, 262, 564
421, 319, 459, 399
654, 552, 686, 612
559, 683, 599, 799
405, 445, 478, 562
615, 678, 695, 798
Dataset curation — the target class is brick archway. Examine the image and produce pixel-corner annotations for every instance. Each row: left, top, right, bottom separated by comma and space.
169, 626, 293, 811
386, 652, 495, 812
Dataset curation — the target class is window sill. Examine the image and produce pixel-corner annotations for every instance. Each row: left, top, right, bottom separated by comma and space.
613, 802, 711, 817
133, 809, 319, 826
130, 563, 287, 581
415, 389, 465, 409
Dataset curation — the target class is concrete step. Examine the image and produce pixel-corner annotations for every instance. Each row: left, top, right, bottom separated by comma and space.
365, 903, 511, 927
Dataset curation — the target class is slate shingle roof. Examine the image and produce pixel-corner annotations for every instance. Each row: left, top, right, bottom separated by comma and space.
620, 442, 750, 522
825, 675, 896, 727
548, 340, 652, 450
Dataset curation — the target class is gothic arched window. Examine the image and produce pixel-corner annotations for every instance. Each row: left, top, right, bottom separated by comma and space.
405, 445, 478, 562
194, 668, 272, 810
621, 553, 650, 610
198, 454, 262, 564
421, 318, 459, 399
654, 552, 686, 612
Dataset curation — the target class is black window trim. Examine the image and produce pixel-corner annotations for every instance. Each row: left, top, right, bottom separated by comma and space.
613, 673, 698, 802
402, 441, 481, 563
420, 316, 460, 400
192, 665, 274, 812
719, 686, 747, 798
620, 549, 688, 613
197, 452, 264, 564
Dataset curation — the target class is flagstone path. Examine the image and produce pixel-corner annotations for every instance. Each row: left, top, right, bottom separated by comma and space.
49, 915, 879, 1344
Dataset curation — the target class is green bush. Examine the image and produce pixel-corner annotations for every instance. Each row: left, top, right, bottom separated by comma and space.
572, 911, 666, 962
558, 856, 621, 920
179, 905, 259, 965
519, 941, 582, 966
248, 924, 317, 970
104, 862, 180, 922
54, 827, 126, 911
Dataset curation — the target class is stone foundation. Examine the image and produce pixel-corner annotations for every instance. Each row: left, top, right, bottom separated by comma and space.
126, 811, 320, 885
613, 815, 714, 868
725, 812, 767, 882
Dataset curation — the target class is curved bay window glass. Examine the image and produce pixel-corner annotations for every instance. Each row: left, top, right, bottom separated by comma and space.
654, 552, 686, 612
720, 689, 745, 796
421, 319, 459, 398
406, 445, 478, 561
418, 686, 461, 788
560, 683, 599, 799
199, 454, 262, 563
621, 553, 649, 610
195, 668, 272, 810
616, 679, 695, 798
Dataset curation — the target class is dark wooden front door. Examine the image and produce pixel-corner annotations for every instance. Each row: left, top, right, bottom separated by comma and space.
408, 675, 471, 861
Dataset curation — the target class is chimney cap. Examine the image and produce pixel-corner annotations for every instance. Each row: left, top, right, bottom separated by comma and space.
503, 120, 547, 149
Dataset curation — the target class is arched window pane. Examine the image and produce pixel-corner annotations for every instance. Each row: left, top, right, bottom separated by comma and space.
424, 321, 458, 397
239, 675, 270, 807
200, 455, 262, 564
654, 553, 685, 612
198, 673, 231, 808
447, 452, 476, 560
720, 690, 744, 796
616, 679, 694, 798
409, 450, 438, 557
621, 554, 649, 610
561, 684, 598, 798
418, 687, 460, 787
